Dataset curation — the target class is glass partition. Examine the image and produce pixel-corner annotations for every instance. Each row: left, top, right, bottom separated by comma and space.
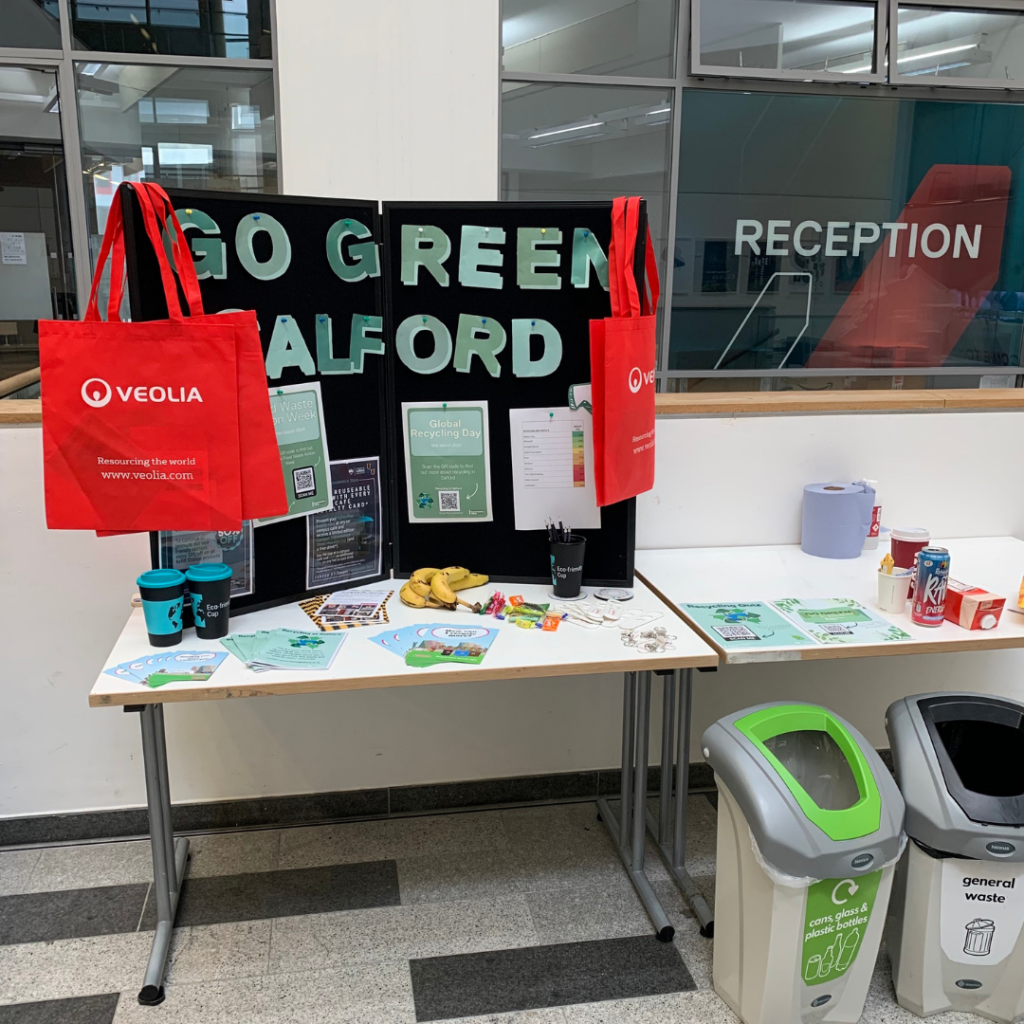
76, 62, 277, 262
0, 0, 62, 49
670, 89, 1024, 379
502, 0, 676, 78
693, 0, 881, 80
502, 81, 674, 325
0, 66, 76, 396
70, 0, 272, 59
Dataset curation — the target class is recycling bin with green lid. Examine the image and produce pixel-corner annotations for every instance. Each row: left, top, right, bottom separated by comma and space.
702, 703, 906, 1024
886, 692, 1024, 1022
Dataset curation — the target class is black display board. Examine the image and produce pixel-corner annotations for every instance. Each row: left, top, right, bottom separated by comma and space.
122, 186, 389, 613
382, 201, 641, 586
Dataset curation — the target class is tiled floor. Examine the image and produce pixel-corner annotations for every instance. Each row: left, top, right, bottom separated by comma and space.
0, 795, 938, 1023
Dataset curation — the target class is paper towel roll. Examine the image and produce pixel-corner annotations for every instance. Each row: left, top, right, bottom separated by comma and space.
801, 483, 875, 559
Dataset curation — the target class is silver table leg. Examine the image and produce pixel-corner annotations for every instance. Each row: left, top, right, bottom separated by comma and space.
598, 671, 675, 942
644, 668, 714, 937
136, 704, 189, 1006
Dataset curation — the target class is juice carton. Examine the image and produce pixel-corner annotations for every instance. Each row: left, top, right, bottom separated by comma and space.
943, 580, 1005, 630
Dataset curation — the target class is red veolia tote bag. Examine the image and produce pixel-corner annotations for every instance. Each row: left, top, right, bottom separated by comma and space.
590, 196, 660, 507
39, 183, 244, 531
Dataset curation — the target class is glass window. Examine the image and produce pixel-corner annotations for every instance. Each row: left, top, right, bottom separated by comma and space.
70, 0, 272, 59
670, 89, 1024, 384
0, 67, 76, 398
0, 0, 62, 49
895, 5, 1024, 85
76, 62, 277, 274
502, 82, 674, 325
502, 0, 676, 78
694, 0, 879, 77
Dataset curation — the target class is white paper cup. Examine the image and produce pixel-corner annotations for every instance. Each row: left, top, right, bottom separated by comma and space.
878, 568, 913, 613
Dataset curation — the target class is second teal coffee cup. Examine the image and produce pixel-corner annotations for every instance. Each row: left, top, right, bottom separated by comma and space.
185, 563, 232, 640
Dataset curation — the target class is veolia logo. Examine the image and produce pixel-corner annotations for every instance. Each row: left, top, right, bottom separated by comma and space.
81, 377, 112, 408
80, 379, 203, 406
987, 841, 1015, 856
628, 367, 655, 394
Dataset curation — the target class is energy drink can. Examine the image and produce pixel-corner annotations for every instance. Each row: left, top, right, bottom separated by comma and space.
912, 546, 950, 627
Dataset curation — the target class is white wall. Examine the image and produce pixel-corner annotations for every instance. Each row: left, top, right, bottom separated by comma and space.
275, 0, 500, 202
5, 410, 1024, 819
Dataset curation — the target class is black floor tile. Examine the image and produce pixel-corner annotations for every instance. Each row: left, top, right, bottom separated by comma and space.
410, 935, 695, 1021
390, 773, 599, 814
0, 994, 120, 1024
141, 860, 400, 929
0, 884, 148, 946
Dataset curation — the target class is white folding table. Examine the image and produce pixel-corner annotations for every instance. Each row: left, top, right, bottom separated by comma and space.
636, 535, 1024, 937
90, 578, 718, 1005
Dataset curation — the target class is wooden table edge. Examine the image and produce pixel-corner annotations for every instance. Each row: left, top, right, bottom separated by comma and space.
89, 650, 720, 706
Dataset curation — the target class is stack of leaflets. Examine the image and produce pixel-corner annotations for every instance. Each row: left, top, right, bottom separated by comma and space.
221, 628, 346, 672
314, 589, 390, 627
105, 651, 227, 689
371, 623, 499, 667
679, 597, 913, 650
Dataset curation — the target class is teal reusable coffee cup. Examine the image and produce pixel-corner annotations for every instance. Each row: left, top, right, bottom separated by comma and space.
185, 563, 233, 640
137, 569, 186, 647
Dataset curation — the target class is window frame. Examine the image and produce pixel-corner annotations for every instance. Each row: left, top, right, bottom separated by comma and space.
0, 0, 281, 402
689, 0, 888, 85
889, 0, 1024, 90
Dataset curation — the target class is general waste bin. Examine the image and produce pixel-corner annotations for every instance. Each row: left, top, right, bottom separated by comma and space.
702, 703, 905, 1024
886, 692, 1024, 1022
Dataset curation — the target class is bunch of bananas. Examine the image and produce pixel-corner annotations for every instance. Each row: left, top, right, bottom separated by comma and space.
400, 566, 489, 612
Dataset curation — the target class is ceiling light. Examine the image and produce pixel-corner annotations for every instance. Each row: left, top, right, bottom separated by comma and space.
80, 63, 102, 76
529, 121, 605, 140
647, 107, 670, 115
898, 42, 976, 64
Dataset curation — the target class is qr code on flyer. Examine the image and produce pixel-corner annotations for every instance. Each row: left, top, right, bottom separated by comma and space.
713, 625, 759, 641
293, 466, 316, 498
438, 490, 460, 512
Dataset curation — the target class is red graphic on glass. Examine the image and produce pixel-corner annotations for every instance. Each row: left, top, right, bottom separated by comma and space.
808, 164, 1010, 368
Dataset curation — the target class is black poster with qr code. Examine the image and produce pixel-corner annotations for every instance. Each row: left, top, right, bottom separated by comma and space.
382, 201, 639, 586
127, 187, 390, 613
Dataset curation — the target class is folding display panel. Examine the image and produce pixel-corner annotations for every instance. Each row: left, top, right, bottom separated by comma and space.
382, 201, 639, 586
124, 187, 390, 613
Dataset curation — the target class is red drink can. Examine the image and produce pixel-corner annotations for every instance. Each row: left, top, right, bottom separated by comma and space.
912, 547, 950, 627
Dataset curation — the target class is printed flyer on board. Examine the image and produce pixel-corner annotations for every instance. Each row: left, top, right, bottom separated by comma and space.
306, 457, 382, 589
158, 523, 254, 597
257, 382, 332, 526
402, 401, 492, 523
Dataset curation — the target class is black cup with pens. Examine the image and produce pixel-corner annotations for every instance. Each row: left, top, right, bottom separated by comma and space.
548, 521, 586, 599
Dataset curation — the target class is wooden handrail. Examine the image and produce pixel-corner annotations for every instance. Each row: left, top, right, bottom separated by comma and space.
655, 388, 1024, 415
3, 386, 1023, 425
0, 366, 40, 399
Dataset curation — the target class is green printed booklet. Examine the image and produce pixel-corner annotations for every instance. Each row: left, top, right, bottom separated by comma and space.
681, 598, 912, 649
679, 602, 817, 649
772, 598, 912, 644
402, 625, 498, 668
221, 628, 345, 672
104, 651, 226, 688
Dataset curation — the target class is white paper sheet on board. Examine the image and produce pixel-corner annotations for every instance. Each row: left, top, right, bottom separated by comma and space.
509, 406, 601, 531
